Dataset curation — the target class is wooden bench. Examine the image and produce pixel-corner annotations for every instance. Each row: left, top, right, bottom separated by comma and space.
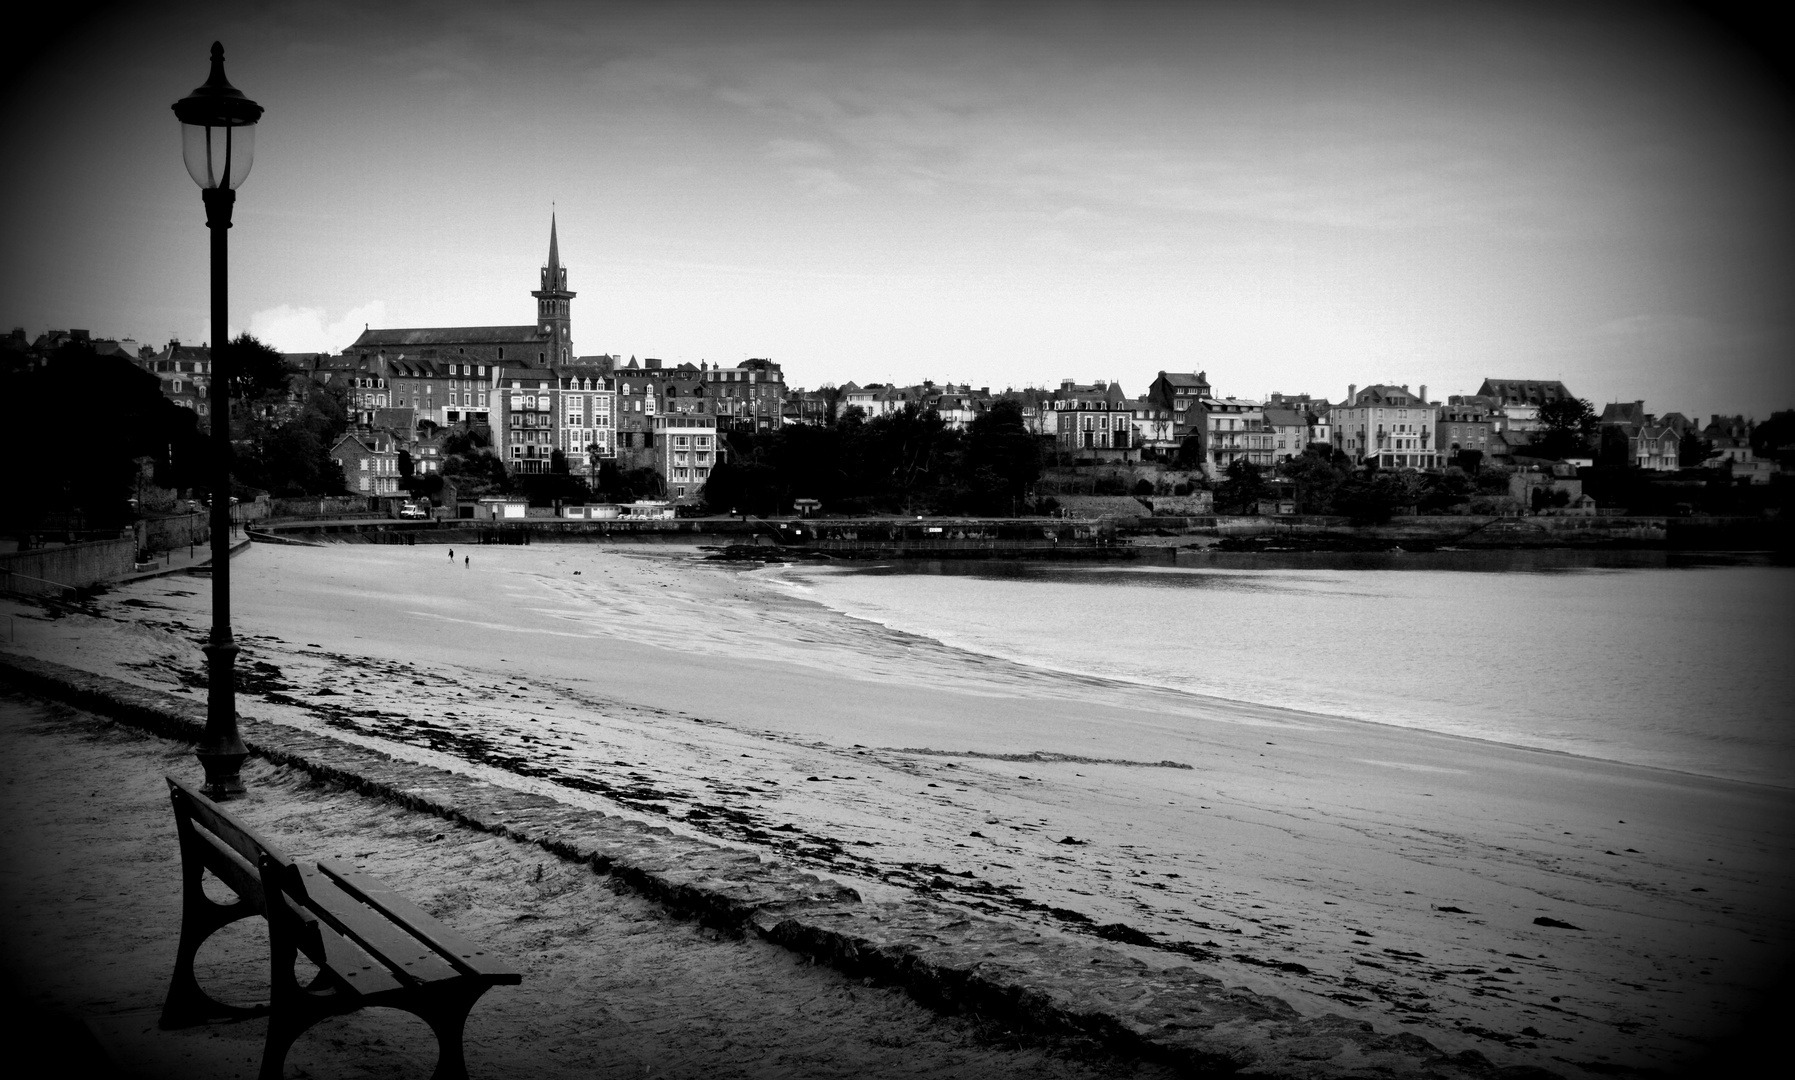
160, 775, 521, 1079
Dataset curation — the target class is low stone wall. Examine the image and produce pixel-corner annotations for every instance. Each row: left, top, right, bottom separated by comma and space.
0, 536, 136, 595
1138, 514, 1682, 546
1142, 494, 1214, 516
136, 513, 209, 555
269, 495, 377, 521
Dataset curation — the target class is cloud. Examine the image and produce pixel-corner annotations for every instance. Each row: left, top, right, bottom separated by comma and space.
248, 301, 388, 354
788, 166, 857, 197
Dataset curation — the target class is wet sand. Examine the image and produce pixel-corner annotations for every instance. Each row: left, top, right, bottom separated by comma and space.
4, 541, 1791, 1074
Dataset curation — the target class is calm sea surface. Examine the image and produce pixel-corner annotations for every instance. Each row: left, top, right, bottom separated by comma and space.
778, 550, 1795, 788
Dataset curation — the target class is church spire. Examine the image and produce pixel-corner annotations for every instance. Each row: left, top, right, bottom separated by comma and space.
533, 210, 576, 365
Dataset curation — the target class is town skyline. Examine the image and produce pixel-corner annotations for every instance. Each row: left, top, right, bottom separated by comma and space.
6, 1, 1793, 421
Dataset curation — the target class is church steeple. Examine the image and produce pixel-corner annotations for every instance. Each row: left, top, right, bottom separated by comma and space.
532, 212, 576, 366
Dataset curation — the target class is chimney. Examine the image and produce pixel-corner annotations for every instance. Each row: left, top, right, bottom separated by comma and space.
1348, 383, 1357, 404
1419, 384, 1427, 403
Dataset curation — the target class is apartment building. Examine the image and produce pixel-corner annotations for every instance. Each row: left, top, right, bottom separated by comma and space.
1331, 384, 1440, 470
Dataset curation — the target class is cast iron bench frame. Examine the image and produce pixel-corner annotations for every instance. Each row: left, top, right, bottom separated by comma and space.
159, 775, 521, 1079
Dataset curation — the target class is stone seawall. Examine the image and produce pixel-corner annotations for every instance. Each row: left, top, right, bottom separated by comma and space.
0, 650, 1554, 1080
0, 537, 136, 595
1133, 514, 1746, 548
135, 512, 209, 555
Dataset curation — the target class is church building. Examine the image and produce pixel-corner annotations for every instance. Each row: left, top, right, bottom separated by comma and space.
347, 214, 577, 373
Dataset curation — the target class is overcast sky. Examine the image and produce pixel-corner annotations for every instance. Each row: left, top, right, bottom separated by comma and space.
4, 0, 1791, 417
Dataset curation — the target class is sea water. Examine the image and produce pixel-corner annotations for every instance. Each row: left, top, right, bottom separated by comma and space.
775, 551, 1795, 788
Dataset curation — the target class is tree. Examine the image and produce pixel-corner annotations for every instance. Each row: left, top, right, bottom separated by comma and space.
233, 382, 349, 496
513, 471, 589, 507
1279, 449, 1346, 514
1418, 467, 1475, 513
958, 400, 1040, 515
1173, 435, 1205, 470
1679, 430, 1713, 468
1749, 410, 1794, 460
1534, 397, 1597, 460
221, 332, 289, 403
3, 341, 204, 531
1334, 470, 1420, 524
1214, 459, 1270, 514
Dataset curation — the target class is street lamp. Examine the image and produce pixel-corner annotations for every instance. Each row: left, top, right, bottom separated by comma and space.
173, 42, 263, 798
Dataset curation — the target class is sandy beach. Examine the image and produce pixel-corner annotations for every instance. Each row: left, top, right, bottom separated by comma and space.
0, 694, 1184, 1080
4, 540, 1791, 1075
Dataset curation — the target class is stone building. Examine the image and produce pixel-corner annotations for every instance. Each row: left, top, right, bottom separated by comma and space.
1195, 396, 1273, 478
1051, 379, 1136, 459
331, 432, 402, 495
1332, 384, 1440, 470
346, 214, 575, 373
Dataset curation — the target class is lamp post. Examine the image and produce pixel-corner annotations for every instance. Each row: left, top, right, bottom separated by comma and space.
174, 42, 263, 798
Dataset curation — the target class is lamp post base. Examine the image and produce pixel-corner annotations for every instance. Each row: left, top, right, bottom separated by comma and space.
198, 638, 247, 799
195, 749, 248, 799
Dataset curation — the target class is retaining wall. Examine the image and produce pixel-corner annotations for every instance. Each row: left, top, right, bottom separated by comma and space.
0, 537, 136, 595
136, 513, 210, 555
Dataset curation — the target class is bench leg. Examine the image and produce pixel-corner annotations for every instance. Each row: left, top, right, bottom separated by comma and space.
160, 892, 268, 1028
413, 984, 489, 1080
259, 994, 337, 1080
258, 950, 348, 1079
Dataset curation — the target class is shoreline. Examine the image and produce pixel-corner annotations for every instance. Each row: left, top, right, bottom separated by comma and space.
6, 541, 1792, 1075
763, 554, 1793, 789
238, 509, 1793, 557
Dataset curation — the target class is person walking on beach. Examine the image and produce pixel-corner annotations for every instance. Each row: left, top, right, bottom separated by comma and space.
464, 556, 469, 568
449, 548, 454, 561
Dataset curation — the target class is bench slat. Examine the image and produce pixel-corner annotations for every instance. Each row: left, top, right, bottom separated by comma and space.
269, 877, 409, 999
318, 861, 521, 983
296, 867, 461, 986
167, 776, 289, 871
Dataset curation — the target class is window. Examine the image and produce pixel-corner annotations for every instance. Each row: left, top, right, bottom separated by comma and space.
497, 349, 504, 361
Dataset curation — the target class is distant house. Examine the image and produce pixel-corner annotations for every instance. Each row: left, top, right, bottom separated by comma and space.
142, 340, 213, 420
1051, 379, 1136, 460
331, 432, 402, 495
1144, 370, 1213, 444
654, 413, 720, 501
1195, 396, 1273, 478
1264, 392, 1331, 454
1477, 378, 1575, 433
1631, 424, 1681, 471
1130, 396, 1178, 458
1331, 384, 1440, 470
1438, 399, 1498, 461
1262, 406, 1308, 463
1509, 462, 1583, 510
